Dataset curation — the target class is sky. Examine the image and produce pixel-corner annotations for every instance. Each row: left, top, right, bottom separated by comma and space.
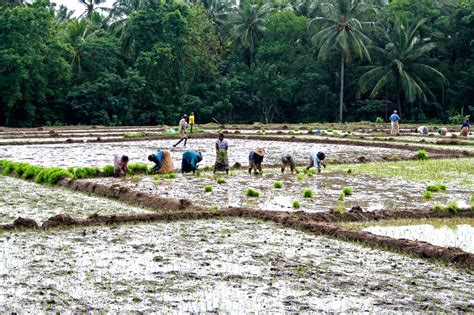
52, 0, 115, 16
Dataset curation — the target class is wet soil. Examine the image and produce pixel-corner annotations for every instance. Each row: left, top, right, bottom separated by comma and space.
0, 138, 414, 168
1, 219, 472, 313
363, 224, 474, 253
0, 176, 152, 224
86, 170, 472, 213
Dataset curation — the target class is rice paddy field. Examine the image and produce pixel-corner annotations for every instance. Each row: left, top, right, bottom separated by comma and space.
0, 124, 473, 312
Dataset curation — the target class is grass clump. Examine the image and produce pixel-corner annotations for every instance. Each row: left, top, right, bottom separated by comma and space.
342, 187, 353, 196
296, 174, 305, 181
217, 178, 226, 184
35, 167, 73, 185
22, 165, 43, 180
103, 165, 115, 176
292, 200, 300, 208
72, 167, 100, 179
307, 168, 316, 176
128, 163, 148, 175
273, 181, 283, 189
302, 189, 313, 198
245, 188, 260, 197
426, 183, 447, 192
124, 132, 146, 139
423, 191, 433, 200
338, 192, 345, 201
431, 200, 459, 214
204, 185, 213, 192
333, 203, 346, 216
416, 150, 429, 161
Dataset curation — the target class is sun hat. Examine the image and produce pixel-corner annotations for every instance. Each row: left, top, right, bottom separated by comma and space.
255, 148, 266, 156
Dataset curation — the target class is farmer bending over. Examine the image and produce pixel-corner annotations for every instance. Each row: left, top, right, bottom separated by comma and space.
307, 151, 326, 174
248, 148, 265, 175
148, 150, 174, 174
460, 119, 470, 137
416, 126, 428, 135
114, 154, 129, 177
214, 132, 229, 174
181, 151, 202, 174
281, 152, 296, 174
173, 114, 188, 147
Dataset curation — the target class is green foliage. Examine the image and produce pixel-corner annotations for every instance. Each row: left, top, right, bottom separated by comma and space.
423, 191, 433, 199
431, 200, 459, 214
307, 168, 316, 176
426, 183, 447, 192
292, 200, 300, 208
296, 174, 305, 181
333, 203, 346, 216
342, 187, 353, 196
103, 165, 115, 177
127, 163, 148, 175
245, 188, 260, 197
273, 181, 283, 188
71, 167, 101, 179
416, 150, 429, 161
338, 192, 345, 201
124, 132, 146, 139
217, 178, 226, 184
204, 185, 213, 192
375, 117, 384, 123
302, 189, 313, 198
34, 167, 73, 185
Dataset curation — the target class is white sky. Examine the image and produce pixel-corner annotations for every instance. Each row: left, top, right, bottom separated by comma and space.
52, 0, 115, 16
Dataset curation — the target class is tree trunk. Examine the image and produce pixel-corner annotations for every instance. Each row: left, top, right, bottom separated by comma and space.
397, 89, 402, 118
339, 52, 345, 123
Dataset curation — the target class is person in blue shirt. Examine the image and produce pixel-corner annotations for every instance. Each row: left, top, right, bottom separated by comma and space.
389, 110, 401, 135
148, 150, 174, 174
461, 119, 470, 137
248, 148, 265, 175
181, 151, 202, 174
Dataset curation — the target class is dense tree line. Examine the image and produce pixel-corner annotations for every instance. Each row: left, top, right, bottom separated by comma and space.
0, 0, 472, 127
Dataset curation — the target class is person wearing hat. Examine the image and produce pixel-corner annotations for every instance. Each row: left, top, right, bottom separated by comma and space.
249, 148, 265, 175
306, 151, 326, 174
280, 152, 296, 174
173, 114, 188, 147
389, 110, 401, 135
214, 132, 229, 174
148, 150, 175, 174
181, 151, 202, 174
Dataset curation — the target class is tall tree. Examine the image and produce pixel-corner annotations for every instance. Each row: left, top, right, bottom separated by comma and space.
228, 1, 273, 68
78, 0, 108, 18
358, 18, 447, 117
309, 0, 374, 122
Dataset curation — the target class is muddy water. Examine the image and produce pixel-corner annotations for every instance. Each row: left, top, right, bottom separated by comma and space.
364, 224, 474, 253
0, 138, 412, 168
87, 170, 472, 212
1, 219, 472, 313
0, 176, 152, 224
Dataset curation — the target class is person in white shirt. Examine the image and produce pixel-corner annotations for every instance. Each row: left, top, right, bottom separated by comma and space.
173, 114, 188, 147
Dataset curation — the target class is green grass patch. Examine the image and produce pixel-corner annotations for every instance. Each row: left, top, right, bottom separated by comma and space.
338, 192, 345, 201
423, 191, 433, 199
273, 181, 283, 189
296, 174, 305, 181
426, 183, 447, 192
204, 185, 213, 192
128, 163, 148, 175
302, 189, 313, 198
245, 188, 260, 197
70, 167, 101, 179
124, 132, 147, 139
103, 165, 115, 176
342, 187, 353, 196
431, 200, 459, 214
416, 150, 429, 161
292, 200, 300, 208
217, 178, 226, 184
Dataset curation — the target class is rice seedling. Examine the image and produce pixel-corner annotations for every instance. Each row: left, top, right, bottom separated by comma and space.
273, 181, 283, 189
296, 174, 305, 181
292, 200, 300, 208
204, 185, 213, 192
127, 163, 148, 175
210, 205, 220, 212
416, 150, 429, 161
302, 189, 313, 198
338, 192, 345, 201
426, 183, 447, 192
445, 200, 459, 214
217, 178, 226, 184
327, 128, 334, 132
342, 187, 353, 196
72, 167, 100, 179
423, 191, 433, 200
103, 165, 115, 177
245, 188, 260, 197
307, 168, 316, 176
333, 203, 346, 216
124, 132, 146, 139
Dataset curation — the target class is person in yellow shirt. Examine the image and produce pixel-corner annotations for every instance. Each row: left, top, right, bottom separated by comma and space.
189, 112, 195, 133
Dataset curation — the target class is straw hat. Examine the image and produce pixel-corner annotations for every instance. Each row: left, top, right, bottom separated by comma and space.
255, 148, 266, 156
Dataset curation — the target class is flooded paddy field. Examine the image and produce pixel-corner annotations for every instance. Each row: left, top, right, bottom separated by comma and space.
341, 218, 474, 254
0, 138, 414, 168
1, 219, 473, 313
86, 169, 472, 212
0, 176, 152, 224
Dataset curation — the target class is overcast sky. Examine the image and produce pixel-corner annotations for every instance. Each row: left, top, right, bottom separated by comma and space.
52, 0, 115, 16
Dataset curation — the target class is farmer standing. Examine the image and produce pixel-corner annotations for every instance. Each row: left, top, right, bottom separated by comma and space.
189, 112, 195, 133
280, 152, 296, 174
173, 114, 188, 147
307, 151, 326, 174
460, 119, 470, 137
214, 132, 229, 174
389, 110, 401, 135
113, 154, 129, 177
181, 151, 202, 174
248, 148, 265, 175
148, 150, 174, 174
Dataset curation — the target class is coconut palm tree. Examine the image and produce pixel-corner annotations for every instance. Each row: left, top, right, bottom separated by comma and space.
0, 0, 26, 10
78, 0, 109, 19
227, 1, 273, 68
358, 18, 447, 117
309, 0, 375, 122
